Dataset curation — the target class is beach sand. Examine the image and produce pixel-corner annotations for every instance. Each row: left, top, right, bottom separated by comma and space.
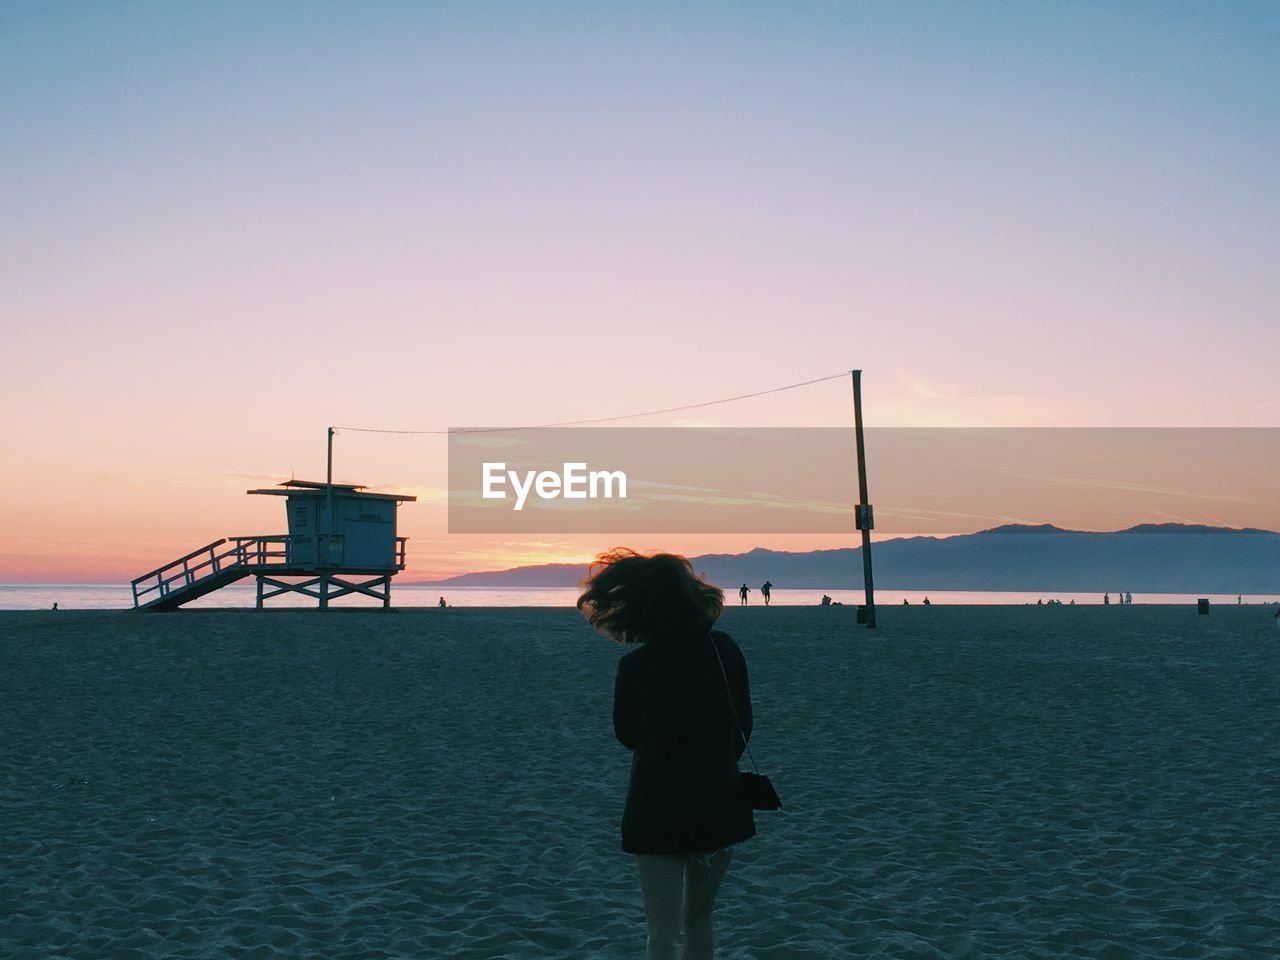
2, 605, 1277, 958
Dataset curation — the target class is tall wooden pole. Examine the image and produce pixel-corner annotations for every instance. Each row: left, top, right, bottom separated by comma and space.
851, 371, 876, 629
326, 427, 335, 564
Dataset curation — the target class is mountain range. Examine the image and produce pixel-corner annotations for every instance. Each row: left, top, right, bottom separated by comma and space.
411, 524, 1280, 593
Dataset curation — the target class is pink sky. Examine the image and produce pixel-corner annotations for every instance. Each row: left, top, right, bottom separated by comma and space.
2, 5, 1277, 583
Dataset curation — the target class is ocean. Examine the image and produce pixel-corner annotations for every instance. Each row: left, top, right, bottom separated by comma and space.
3, 584, 1277, 611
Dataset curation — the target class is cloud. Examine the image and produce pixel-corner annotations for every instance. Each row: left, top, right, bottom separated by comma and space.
397, 485, 450, 504
1015, 474, 1259, 505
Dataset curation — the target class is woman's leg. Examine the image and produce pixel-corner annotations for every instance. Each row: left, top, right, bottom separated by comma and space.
635, 854, 686, 960
682, 847, 733, 960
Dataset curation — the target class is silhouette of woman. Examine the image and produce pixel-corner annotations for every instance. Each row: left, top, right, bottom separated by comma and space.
579, 549, 755, 960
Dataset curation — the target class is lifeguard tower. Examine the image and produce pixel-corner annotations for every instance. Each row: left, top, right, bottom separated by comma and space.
131, 479, 416, 611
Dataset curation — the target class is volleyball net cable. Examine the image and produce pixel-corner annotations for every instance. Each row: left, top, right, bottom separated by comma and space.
332, 369, 854, 436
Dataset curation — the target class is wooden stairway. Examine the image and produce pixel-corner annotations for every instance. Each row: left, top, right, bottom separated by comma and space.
131, 537, 290, 611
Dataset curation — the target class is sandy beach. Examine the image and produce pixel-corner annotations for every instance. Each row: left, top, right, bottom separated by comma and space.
2, 605, 1277, 958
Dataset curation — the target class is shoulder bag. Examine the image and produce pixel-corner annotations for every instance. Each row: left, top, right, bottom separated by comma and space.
708, 633, 782, 811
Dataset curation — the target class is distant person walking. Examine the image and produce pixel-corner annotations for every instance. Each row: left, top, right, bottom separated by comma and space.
761, 581, 772, 606
1126, 591, 1133, 605
738, 583, 750, 606
1104, 593, 1110, 606
578, 549, 756, 960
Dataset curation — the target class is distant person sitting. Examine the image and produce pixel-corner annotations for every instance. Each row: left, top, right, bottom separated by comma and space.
438, 597, 447, 608
902, 598, 909, 605
761, 581, 772, 606
922, 596, 931, 606
738, 584, 750, 606
821, 594, 832, 607
51, 602, 58, 611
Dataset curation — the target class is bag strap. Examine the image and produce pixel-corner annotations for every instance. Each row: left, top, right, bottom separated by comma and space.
708, 632, 761, 775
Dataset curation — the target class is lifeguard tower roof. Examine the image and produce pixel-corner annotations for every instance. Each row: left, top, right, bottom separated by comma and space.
247, 479, 416, 501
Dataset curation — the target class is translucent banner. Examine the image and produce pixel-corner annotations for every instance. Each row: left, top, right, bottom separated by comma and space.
446, 428, 1280, 534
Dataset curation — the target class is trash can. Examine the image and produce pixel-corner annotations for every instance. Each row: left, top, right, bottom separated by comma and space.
1197, 598, 1210, 615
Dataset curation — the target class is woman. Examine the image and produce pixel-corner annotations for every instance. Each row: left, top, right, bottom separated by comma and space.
578, 549, 755, 960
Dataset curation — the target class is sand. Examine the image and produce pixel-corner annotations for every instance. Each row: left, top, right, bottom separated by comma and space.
2, 605, 1277, 959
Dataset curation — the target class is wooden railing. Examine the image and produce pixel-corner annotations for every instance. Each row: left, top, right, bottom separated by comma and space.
131, 536, 290, 608
131, 535, 410, 608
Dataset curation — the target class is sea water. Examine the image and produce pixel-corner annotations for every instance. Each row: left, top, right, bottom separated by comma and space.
2, 584, 1277, 611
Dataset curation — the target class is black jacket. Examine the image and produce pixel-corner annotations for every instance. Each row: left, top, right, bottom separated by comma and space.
613, 628, 757, 855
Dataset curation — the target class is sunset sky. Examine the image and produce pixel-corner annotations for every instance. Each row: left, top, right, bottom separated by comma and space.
2, 2, 1277, 583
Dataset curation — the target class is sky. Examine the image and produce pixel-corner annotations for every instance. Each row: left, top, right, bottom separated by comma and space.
2, 2, 1277, 583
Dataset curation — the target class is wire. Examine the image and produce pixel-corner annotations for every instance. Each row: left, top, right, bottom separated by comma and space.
333, 369, 853, 435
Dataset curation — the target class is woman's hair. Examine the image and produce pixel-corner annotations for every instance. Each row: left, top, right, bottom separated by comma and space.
577, 548, 724, 644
